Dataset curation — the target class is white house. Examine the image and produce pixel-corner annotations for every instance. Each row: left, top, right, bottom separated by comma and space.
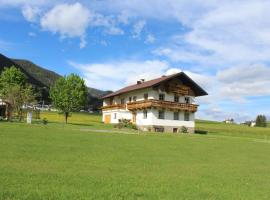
101, 72, 207, 133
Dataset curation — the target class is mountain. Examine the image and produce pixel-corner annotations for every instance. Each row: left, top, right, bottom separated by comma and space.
0, 53, 109, 110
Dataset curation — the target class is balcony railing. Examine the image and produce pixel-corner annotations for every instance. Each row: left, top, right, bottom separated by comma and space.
101, 104, 126, 111
102, 99, 198, 112
127, 99, 198, 112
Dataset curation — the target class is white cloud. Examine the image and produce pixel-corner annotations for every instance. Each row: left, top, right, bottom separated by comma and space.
68, 59, 175, 90
21, 5, 40, 22
132, 20, 146, 38
40, 3, 90, 39
217, 64, 270, 98
145, 34, 155, 44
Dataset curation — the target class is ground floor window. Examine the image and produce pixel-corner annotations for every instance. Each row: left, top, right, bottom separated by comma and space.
158, 110, 165, 119
114, 113, 117, 119
154, 127, 164, 132
184, 112, 190, 121
173, 128, 178, 133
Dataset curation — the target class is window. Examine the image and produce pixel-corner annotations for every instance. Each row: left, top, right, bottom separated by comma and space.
173, 112, 179, 120
121, 98, 125, 104
133, 96, 137, 101
154, 127, 164, 132
158, 110, 165, 119
185, 97, 190, 104
184, 112, 190, 121
129, 97, 132, 102
173, 128, 178, 133
143, 110, 147, 119
159, 94, 165, 101
144, 93, 148, 100
114, 113, 117, 119
174, 95, 179, 102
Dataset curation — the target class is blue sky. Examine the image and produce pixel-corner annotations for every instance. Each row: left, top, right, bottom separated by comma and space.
0, 0, 270, 122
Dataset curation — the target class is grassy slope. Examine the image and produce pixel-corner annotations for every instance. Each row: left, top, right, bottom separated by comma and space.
1, 113, 270, 199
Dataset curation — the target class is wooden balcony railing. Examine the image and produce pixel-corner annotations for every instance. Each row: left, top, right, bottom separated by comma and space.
101, 104, 126, 111
127, 99, 198, 112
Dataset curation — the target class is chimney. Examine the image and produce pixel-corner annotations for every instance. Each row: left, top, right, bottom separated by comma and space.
140, 79, 145, 82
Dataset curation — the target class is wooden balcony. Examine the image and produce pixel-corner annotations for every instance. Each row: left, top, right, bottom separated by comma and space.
127, 99, 198, 112
101, 104, 126, 111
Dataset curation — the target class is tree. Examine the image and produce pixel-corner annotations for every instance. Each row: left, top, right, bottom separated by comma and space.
255, 115, 267, 127
50, 74, 87, 123
0, 66, 36, 121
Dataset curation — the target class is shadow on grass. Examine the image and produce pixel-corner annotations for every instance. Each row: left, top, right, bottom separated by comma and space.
67, 122, 93, 127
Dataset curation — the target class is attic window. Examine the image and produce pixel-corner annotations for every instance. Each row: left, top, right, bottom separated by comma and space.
159, 94, 165, 101
144, 93, 148, 100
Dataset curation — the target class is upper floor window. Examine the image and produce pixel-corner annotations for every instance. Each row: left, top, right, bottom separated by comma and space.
144, 93, 148, 100
184, 112, 190, 121
121, 98, 125, 104
133, 96, 137, 101
185, 97, 190, 104
159, 94, 165, 101
174, 95, 179, 103
143, 110, 147, 119
158, 110, 165, 119
129, 97, 132, 102
173, 112, 179, 120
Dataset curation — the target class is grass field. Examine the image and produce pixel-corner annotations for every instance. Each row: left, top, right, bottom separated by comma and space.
1, 112, 270, 199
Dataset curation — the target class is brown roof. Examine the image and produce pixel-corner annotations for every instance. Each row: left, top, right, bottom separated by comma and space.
102, 72, 208, 99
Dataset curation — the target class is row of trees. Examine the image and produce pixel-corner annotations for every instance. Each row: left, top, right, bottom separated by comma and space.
0, 66, 87, 123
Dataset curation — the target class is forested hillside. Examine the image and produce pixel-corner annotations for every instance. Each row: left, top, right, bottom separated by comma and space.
0, 53, 109, 110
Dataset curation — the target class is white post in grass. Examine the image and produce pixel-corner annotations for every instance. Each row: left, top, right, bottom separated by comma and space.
27, 111, 32, 124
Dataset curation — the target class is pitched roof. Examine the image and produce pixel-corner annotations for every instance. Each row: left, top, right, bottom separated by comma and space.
102, 72, 208, 99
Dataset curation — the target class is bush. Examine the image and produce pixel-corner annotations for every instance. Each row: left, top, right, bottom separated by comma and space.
256, 115, 267, 127
195, 130, 208, 134
180, 126, 188, 133
114, 119, 138, 130
42, 118, 48, 125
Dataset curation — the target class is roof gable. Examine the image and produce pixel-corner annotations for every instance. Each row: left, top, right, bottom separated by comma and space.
102, 72, 208, 99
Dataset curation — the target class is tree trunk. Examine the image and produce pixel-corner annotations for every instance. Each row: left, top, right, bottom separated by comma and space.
65, 112, 68, 124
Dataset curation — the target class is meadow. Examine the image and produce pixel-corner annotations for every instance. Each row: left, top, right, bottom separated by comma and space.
1, 112, 270, 199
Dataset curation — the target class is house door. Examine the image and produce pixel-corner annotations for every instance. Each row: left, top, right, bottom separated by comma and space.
132, 112, 137, 123
104, 114, 111, 124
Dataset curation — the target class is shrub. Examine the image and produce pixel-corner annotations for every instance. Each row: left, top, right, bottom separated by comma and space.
42, 118, 48, 125
180, 126, 188, 133
114, 119, 138, 130
195, 130, 208, 134
255, 115, 267, 127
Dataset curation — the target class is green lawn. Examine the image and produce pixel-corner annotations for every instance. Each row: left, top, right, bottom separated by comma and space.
1, 113, 270, 199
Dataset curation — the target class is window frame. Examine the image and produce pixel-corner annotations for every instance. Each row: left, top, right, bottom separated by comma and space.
173, 111, 179, 120
143, 110, 147, 119
185, 97, 190, 104
174, 95, 179, 102
158, 110, 165, 119
184, 112, 190, 121
144, 93, 148, 100
159, 93, 165, 101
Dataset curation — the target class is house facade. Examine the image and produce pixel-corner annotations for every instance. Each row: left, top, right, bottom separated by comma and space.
101, 72, 207, 133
